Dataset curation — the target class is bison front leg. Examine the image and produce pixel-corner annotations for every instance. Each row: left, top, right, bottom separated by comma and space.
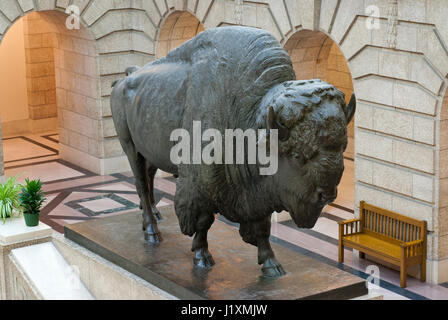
175, 179, 215, 268
240, 217, 286, 277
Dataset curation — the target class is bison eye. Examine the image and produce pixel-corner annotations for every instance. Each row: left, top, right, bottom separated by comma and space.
294, 154, 307, 165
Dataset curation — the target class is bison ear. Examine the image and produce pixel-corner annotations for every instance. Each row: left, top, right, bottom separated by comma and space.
267, 107, 290, 142
125, 66, 140, 76
345, 93, 356, 125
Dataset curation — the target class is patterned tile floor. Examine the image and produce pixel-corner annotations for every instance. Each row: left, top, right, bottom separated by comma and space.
3, 131, 448, 300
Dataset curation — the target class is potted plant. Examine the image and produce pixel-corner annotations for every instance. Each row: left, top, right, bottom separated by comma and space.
19, 179, 46, 227
0, 176, 23, 223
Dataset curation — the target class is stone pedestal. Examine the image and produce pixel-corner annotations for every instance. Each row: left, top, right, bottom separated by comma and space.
0, 217, 53, 300
65, 206, 368, 300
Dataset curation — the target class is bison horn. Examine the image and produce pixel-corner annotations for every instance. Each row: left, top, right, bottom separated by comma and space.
345, 93, 356, 125
267, 107, 290, 142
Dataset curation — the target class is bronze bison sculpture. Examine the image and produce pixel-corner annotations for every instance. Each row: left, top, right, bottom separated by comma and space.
111, 26, 356, 277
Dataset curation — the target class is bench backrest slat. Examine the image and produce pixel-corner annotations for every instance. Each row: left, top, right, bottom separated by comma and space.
360, 201, 426, 243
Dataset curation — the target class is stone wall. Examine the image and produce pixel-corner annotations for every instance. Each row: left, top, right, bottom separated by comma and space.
23, 12, 58, 128
0, 0, 447, 284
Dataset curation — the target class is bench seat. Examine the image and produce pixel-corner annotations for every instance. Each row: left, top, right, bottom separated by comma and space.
343, 234, 401, 261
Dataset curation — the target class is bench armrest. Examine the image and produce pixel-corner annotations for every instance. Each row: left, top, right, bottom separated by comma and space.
400, 240, 424, 258
338, 219, 362, 236
338, 218, 361, 226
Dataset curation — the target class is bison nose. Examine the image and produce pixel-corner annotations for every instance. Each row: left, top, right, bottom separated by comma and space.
317, 187, 337, 204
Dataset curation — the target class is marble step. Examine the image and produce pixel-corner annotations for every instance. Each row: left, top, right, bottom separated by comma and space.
10, 242, 94, 300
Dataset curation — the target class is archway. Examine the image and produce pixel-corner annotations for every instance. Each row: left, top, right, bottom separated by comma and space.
0, 11, 100, 180
284, 29, 355, 217
156, 11, 205, 59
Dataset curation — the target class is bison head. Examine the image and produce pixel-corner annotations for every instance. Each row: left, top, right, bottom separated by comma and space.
261, 80, 356, 228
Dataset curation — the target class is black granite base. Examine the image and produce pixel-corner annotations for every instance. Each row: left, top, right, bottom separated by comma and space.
65, 206, 368, 300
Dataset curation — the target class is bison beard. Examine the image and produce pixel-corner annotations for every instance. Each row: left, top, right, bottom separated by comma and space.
110, 26, 355, 277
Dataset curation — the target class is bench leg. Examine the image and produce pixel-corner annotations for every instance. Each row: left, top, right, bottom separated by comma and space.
338, 242, 344, 263
421, 259, 426, 283
400, 262, 407, 288
359, 251, 365, 259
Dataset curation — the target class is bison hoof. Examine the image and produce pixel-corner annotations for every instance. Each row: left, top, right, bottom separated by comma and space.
144, 232, 162, 243
144, 223, 162, 243
193, 248, 215, 268
261, 258, 286, 278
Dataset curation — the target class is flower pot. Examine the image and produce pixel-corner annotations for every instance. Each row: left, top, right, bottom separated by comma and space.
24, 213, 40, 227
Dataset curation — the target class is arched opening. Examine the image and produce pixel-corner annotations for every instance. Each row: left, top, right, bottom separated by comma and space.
156, 11, 205, 58
284, 30, 355, 219
0, 11, 100, 181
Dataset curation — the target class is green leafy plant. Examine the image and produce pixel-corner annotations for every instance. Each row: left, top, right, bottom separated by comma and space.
0, 177, 23, 223
19, 179, 46, 216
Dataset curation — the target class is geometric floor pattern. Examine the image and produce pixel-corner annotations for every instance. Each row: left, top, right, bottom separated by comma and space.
4, 131, 448, 300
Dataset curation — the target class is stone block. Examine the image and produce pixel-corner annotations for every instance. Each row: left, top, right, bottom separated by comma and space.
141, 0, 162, 26
355, 129, 393, 162
417, 26, 448, 78
396, 23, 418, 53
413, 116, 435, 145
393, 81, 437, 116
27, 62, 55, 78
27, 91, 46, 106
355, 183, 393, 211
340, 18, 371, 60
35, 0, 55, 11
267, 0, 291, 35
393, 140, 434, 174
391, 196, 434, 231
195, 0, 213, 23
354, 76, 393, 106
354, 102, 373, 129
398, 0, 426, 23
0, 0, 22, 22
349, 46, 379, 79
26, 47, 54, 64
410, 56, 444, 95
82, 0, 110, 26
56, 0, 70, 9
17, 0, 35, 12
373, 107, 413, 141
102, 137, 125, 158
438, 207, 448, 236
355, 157, 373, 184
379, 49, 410, 80
412, 174, 434, 203
439, 235, 448, 260
372, 162, 413, 197
0, 13, 9, 35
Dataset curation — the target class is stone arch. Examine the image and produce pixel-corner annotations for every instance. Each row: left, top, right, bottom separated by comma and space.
0, 7, 102, 175
156, 10, 205, 59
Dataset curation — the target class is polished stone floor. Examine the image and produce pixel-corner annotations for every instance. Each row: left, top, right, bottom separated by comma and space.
3, 131, 448, 300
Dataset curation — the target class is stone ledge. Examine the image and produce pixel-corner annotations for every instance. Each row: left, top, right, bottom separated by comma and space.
0, 217, 52, 246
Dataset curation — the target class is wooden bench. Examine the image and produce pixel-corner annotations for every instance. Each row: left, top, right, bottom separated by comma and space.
338, 201, 427, 288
